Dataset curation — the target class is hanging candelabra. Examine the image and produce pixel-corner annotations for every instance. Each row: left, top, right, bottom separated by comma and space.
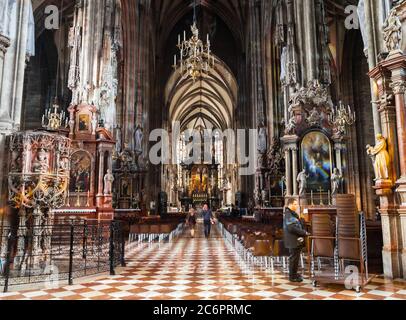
173, 1, 215, 82
42, 100, 69, 131
329, 101, 356, 136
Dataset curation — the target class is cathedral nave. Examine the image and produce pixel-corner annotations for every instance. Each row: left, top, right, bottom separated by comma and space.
0, 0, 406, 301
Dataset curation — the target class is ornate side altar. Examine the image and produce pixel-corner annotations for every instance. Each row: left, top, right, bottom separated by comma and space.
7, 131, 71, 269
112, 144, 147, 215
54, 103, 116, 221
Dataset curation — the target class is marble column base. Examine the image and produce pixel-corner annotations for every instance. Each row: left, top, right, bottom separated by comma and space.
400, 209, 406, 279
382, 248, 403, 279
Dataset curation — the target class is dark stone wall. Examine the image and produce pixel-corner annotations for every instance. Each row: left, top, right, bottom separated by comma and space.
22, 30, 57, 130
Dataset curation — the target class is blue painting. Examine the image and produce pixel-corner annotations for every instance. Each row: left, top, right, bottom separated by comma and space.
301, 132, 332, 192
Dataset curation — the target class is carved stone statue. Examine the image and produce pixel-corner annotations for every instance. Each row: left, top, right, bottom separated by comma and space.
331, 168, 343, 196
257, 123, 268, 154
261, 189, 268, 204
280, 46, 287, 84
383, 9, 402, 53
134, 125, 144, 154
307, 107, 322, 127
366, 134, 391, 181
285, 116, 296, 135
103, 169, 115, 195
297, 169, 309, 196
32, 148, 49, 174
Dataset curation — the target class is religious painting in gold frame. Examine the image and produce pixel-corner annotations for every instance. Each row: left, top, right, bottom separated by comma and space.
78, 114, 90, 132
70, 151, 92, 193
301, 131, 332, 192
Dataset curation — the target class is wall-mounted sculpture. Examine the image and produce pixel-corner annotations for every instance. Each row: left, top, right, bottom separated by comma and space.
366, 134, 391, 181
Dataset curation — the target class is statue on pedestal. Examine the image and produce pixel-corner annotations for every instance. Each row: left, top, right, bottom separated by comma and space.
103, 169, 115, 195
331, 168, 343, 196
366, 134, 391, 181
297, 169, 308, 196
383, 9, 402, 53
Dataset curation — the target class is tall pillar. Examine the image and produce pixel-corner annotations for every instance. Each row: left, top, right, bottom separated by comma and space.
292, 146, 298, 196
303, 0, 317, 82
97, 149, 105, 197
389, 63, 406, 279
285, 149, 292, 196
369, 60, 403, 279
333, 141, 343, 174
0, 35, 10, 89
0, 0, 34, 229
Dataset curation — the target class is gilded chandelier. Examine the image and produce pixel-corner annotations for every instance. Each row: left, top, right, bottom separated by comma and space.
42, 101, 69, 131
173, 1, 214, 82
329, 101, 356, 136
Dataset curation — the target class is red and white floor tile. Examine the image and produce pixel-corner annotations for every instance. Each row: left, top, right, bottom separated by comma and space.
0, 225, 405, 300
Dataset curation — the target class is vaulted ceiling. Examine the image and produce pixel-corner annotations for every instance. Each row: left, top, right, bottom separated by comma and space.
150, 0, 247, 46
166, 57, 237, 131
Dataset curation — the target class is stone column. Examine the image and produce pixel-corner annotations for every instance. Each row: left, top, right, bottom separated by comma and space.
292, 146, 298, 196
303, 0, 317, 82
333, 141, 343, 174
97, 149, 105, 197
390, 73, 406, 279
285, 148, 292, 196
0, 35, 10, 90
364, 0, 383, 135
369, 61, 403, 278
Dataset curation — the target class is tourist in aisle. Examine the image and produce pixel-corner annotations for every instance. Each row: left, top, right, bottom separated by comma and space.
202, 203, 214, 238
283, 198, 310, 282
186, 208, 197, 238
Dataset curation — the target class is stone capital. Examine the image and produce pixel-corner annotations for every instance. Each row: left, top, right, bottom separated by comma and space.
390, 80, 406, 95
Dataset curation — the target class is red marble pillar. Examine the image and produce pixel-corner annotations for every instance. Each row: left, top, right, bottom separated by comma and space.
391, 81, 406, 183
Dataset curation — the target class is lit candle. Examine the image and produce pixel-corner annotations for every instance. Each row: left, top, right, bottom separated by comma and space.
178, 34, 180, 46
174, 55, 176, 67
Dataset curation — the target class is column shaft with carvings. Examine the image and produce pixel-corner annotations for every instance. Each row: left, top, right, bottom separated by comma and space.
369, 58, 403, 279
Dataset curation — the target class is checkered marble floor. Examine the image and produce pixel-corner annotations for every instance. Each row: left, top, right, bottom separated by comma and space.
0, 224, 405, 300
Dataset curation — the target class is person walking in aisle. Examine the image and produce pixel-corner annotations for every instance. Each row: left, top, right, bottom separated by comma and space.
283, 198, 310, 282
186, 208, 197, 238
202, 203, 214, 238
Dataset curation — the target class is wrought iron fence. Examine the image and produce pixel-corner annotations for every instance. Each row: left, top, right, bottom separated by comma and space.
0, 219, 125, 293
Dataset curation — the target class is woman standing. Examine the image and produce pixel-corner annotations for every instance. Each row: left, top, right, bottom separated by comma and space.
187, 208, 197, 238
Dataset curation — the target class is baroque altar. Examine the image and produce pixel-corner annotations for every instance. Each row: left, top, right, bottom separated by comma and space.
54, 104, 116, 222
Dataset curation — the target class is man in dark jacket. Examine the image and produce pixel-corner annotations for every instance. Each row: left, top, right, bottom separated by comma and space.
283, 198, 310, 282
202, 203, 213, 238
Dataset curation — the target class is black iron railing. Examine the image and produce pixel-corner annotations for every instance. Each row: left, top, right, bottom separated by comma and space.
0, 219, 125, 292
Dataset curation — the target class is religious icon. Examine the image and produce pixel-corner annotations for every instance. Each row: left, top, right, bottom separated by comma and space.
70, 152, 91, 192
301, 131, 332, 192
78, 114, 90, 132
121, 179, 130, 197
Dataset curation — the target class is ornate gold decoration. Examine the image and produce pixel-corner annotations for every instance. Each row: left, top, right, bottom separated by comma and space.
366, 134, 391, 181
173, 1, 214, 82
329, 101, 356, 137
42, 101, 69, 131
